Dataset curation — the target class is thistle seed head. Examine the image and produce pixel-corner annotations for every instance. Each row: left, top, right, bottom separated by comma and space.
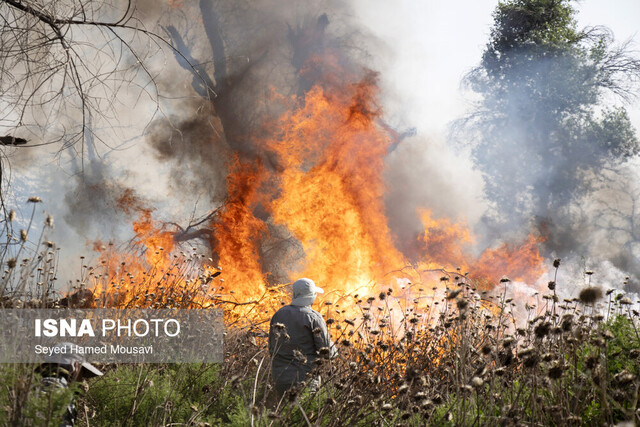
534, 322, 551, 338
471, 376, 484, 387
578, 287, 603, 305
293, 349, 307, 364
456, 298, 469, 310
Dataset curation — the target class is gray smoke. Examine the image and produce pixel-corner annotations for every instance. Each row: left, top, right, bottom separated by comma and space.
454, 18, 640, 292
59, 0, 368, 284
10, 0, 639, 300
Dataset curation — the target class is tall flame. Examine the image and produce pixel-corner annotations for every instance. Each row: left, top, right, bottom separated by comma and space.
266, 75, 406, 297
90, 46, 547, 317
210, 157, 268, 303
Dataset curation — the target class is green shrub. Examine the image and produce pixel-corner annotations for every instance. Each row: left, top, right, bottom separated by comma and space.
81, 363, 247, 426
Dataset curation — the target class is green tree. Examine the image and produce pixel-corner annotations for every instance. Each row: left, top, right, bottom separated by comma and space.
462, 0, 640, 233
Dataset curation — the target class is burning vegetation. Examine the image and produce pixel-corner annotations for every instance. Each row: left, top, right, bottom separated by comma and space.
72, 26, 548, 319
1, 0, 640, 425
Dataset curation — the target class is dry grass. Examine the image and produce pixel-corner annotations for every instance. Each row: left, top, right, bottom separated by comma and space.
1, 208, 639, 425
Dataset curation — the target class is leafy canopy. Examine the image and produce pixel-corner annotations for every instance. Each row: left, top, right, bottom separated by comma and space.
463, 0, 640, 227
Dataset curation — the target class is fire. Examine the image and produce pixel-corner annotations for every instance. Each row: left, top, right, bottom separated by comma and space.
267, 75, 406, 298
410, 209, 546, 289
87, 36, 548, 322
210, 157, 268, 303
471, 233, 546, 288
413, 209, 473, 269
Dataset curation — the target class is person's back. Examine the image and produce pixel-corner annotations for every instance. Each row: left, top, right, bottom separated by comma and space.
268, 278, 336, 399
269, 304, 330, 386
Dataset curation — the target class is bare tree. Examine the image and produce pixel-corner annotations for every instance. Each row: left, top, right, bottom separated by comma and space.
0, 0, 207, 163
0, 0, 214, 234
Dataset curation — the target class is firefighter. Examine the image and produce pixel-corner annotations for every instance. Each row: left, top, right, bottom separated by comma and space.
35, 342, 103, 426
268, 278, 337, 401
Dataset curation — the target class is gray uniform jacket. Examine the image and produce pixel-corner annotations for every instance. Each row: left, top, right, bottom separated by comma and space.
268, 305, 336, 386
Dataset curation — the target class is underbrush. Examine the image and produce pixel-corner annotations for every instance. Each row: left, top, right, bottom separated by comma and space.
56, 291, 636, 427
22, 287, 634, 426
1, 204, 639, 425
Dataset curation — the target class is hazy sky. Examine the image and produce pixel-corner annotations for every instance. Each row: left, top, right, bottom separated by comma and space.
353, 0, 640, 136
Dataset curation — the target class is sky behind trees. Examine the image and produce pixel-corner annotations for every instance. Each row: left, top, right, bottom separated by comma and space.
354, 0, 640, 136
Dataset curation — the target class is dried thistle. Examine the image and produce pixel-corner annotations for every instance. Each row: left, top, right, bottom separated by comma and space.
518, 347, 535, 358
446, 289, 461, 300
456, 298, 469, 310
502, 336, 515, 347
460, 384, 473, 393
614, 370, 635, 386
292, 349, 307, 364
250, 404, 260, 417
578, 287, 603, 305
601, 330, 614, 340
471, 376, 484, 387
585, 356, 598, 370
619, 297, 633, 305
523, 354, 539, 368
534, 322, 551, 338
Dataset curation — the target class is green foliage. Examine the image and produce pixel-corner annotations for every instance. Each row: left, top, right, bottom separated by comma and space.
590, 108, 640, 158
605, 315, 640, 375
0, 364, 81, 426
22, 377, 79, 426
480, 0, 591, 117
82, 363, 251, 426
462, 0, 640, 227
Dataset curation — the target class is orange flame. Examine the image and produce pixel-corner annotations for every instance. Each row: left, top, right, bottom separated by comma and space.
266, 75, 406, 298
89, 49, 547, 320
210, 157, 268, 303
